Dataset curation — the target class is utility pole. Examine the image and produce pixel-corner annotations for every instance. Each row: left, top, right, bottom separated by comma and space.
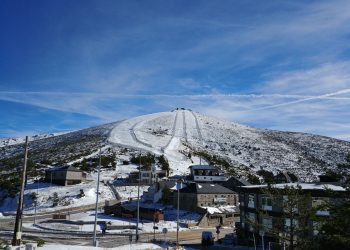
136, 151, 141, 242
12, 136, 29, 246
92, 146, 102, 247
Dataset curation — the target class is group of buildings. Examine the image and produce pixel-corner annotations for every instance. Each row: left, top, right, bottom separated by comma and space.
45, 162, 346, 248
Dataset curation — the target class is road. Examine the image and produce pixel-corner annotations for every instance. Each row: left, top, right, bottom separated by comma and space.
0, 221, 236, 248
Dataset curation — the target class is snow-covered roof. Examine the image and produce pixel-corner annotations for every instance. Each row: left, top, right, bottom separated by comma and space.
202, 205, 238, 215
242, 183, 345, 191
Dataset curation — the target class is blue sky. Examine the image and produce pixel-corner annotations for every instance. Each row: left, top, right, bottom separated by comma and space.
1, 0, 350, 140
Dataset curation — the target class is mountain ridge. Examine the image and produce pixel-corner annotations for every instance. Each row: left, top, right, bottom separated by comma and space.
1, 109, 350, 181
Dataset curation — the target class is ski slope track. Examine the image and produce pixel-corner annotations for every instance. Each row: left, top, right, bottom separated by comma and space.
108, 110, 204, 175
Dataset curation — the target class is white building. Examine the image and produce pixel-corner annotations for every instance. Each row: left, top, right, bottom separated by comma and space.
189, 165, 228, 182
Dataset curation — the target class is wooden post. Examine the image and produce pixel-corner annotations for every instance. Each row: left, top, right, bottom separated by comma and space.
12, 136, 29, 246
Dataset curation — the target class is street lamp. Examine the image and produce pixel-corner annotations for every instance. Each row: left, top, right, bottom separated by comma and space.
33, 175, 39, 226
176, 180, 183, 247
136, 151, 141, 242
92, 146, 102, 247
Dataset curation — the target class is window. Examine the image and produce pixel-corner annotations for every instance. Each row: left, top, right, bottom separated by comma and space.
312, 197, 328, 208
261, 195, 272, 211
313, 221, 323, 235
248, 194, 255, 208
240, 195, 245, 206
248, 213, 256, 231
247, 213, 255, 222
285, 218, 298, 228
262, 217, 272, 230
283, 196, 298, 213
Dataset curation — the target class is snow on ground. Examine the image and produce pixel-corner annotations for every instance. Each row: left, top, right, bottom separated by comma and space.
0, 171, 116, 213
108, 110, 205, 176
115, 185, 149, 201
0, 180, 113, 214
67, 145, 110, 165
0, 154, 151, 214
114, 163, 139, 179
108, 112, 173, 152
39, 243, 195, 250
0, 131, 71, 147
27, 204, 200, 234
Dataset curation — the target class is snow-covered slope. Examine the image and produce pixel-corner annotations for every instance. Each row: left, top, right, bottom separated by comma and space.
0, 132, 71, 148
192, 113, 350, 181
108, 109, 350, 180
108, 109, 205, 175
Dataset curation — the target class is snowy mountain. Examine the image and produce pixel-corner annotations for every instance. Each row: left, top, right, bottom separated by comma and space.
0, 132, 71, 148
1, 109, 350, 181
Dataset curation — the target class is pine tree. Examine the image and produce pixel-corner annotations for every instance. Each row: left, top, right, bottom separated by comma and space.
158, 155, 170, 176
315, 152, 350, 249
52, 192, 59, 207
316, 190, 350, 250
249, 184, 314, 250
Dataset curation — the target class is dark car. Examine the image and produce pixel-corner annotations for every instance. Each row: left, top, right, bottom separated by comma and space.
201, 231, 214, 246
222, 233, 235, 245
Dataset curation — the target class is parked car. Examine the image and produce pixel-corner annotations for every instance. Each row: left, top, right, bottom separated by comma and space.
201, 231, 214, 246
221, 233, 235, 245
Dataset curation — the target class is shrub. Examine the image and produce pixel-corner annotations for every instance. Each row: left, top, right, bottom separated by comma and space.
37, 238, 45, 247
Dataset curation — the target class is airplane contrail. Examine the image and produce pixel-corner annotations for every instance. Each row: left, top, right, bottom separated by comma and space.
248, 88, 350, 111
0, 91, 350, 100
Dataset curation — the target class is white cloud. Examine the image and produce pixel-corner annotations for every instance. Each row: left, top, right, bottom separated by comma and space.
259, 62, 350, 95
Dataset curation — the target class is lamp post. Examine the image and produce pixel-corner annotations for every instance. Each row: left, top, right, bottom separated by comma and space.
136, 151, 141, 242
92, 146, 102, 247
176, 180, 182, 247
33, 175, 39, 226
